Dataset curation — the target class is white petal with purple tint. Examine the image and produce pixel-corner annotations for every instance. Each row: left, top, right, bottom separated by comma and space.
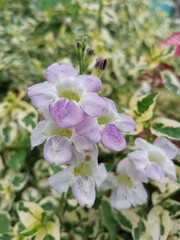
48, 167, 74, 194
50, 99, 84, 128
43, 136, 72, 165
72, 176, 95, 208
45, 63, 77, 83
153, 137, 178, 159
101, 124, 126, 151
114, 114, 136, 133
28, 81, 57, 108
80, 92, 107, 117
145, 162, 164, 184
76, 75, 102, 92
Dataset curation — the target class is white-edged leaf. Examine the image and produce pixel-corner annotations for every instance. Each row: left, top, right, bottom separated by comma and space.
161, 71, 180, 97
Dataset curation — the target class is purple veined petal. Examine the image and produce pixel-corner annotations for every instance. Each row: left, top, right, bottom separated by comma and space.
159, 32, 180, 46
43, 136, 72, 165
48, 167, 74, 194
28, 81, 57, 108
72, 134, 94, 153
30, 120, 48, 149
135, 138, 152, 151
45, 63, 77, 83
75, 115, 101, 144
128, 150, 149, 170
163, 161, 177, 181
80, 92, 107, 117
114, 114, 136, 133
101, 124, 126, 151
72, 176, 95, 208
104, 97, 118, 112
92, 163, 107, 187
153, 137, 178, 159
99, 173, 119, 191
50, 99, 84, 128
145, 162, 164, 184
110, 185, 131, 210
128, 182, 148, 206
75, 75, 102, 92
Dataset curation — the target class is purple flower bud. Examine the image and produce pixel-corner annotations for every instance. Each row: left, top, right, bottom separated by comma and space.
87, 48, 94, 56
94, 57, 107, 71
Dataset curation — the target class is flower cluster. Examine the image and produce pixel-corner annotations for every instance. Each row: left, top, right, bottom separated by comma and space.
28, 63, 135, 207
28, 63, 177, 210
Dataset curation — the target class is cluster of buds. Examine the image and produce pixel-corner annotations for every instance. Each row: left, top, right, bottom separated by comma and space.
28, 62, 177, 209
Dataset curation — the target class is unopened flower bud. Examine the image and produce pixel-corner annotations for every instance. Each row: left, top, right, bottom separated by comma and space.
93, 57, 107, 77
87, 48, 94, 56
77, 41, 82, 49
94, 57, 107, 71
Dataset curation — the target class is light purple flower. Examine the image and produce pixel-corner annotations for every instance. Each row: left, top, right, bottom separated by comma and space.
31, 112, 101, 165
128, 137, 178, 183
100, 158, 147, 210
48, 147, 107, 208
97, 98, 136, 151
28, 63, 107, 128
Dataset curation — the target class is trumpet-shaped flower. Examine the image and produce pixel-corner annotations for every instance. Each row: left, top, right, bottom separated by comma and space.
100, 158, 147, 210
28, 63, 107, 128
128, 137, 178, 184
97, 98, 135, 151
31, 110, 101, 165
48, 147, 107, 208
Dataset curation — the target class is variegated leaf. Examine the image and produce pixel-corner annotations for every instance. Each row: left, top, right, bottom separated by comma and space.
161, 70, 180, 97
150, 118, 180, 140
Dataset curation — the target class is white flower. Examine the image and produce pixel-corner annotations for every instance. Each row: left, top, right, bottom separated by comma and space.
48, 147, 107, 208
128, 137, 178, 183
100, 158, 147, 210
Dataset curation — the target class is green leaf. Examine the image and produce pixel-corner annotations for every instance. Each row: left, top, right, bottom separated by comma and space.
42, 235, 55, 240
12, 173, 29, 191
6, 150, 26, 172
150, 118, 180, 140
137, 92, 157, 114
161, 71, 180, 97
100, 201, 116, 240
0, 211, 11, 235
20, 221, 42, 237
133, 220, 146, 240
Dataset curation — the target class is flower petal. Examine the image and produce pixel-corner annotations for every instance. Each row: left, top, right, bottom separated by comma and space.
45, 63, 77, 83
92, 163, 107, 187
164, 161, 177, 180
28, 81, 57, 108
72, 176, 95, 208
80, 92, 107, 117
145, 162, 164, 184
30, 120, 47, 148
128, 150, 149, 170
99, 173, 118, 191
48, 167, 74, 194
135, 138, 152, 151
50, 99, 84, 128
101, 124, 126, 151
72, 134, 94, 153
114, 114, 136, 133
129, 182, 147, 206
75, 115, 101, 144
43, 136, 72, 165
110, 185, 131, 210
153, 137, 178, 159
175, 45, 180, 56
76, 75, 102, 92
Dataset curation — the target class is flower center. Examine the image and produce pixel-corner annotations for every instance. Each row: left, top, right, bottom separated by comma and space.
97, 115, 112, 125
148, 149, 166, 165
60, 90, 80, 102
117, 173, 132, 188
74, 163, 91, 177
43, 124, 72, 139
